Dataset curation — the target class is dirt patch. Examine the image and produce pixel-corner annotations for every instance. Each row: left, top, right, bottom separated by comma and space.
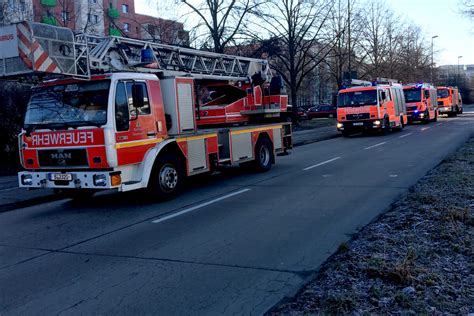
268, 138, 474, 314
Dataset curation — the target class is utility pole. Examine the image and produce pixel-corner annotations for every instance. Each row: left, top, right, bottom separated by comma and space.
431, 35, 438, 84
458, 55, 463, 87
347, 0, 351, 79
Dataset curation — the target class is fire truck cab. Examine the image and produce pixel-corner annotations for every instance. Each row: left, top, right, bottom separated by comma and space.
437, 86, 462, 116
403, 83, 438, 123
336, 80, 407, 137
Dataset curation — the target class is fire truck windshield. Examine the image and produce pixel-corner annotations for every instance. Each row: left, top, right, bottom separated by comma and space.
437, 89, 449, 98
24, 80, 110, 131
403, 88, 422, 103
338, 90, 377, 107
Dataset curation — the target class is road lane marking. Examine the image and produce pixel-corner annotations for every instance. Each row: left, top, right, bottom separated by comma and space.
421, 127, 430, 131
303, 157, 341, 171
389, 175, 398, 178
151, 188, 251, 224
399, 133, 413, 138
364, 142, 386, 150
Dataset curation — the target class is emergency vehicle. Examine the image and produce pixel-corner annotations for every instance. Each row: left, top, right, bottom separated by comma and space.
403, 83, 438, 123
0, 22, 292, 199
437, 86, 462, 116
336, 79, 407, 137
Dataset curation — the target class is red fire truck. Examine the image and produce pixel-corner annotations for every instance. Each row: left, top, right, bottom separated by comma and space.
403, 83, 438, 123
336, 79, 407, 136
0, 22, 292, 199
437, 86, 462, 116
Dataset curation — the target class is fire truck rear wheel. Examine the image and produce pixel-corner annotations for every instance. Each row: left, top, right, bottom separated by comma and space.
383, 118, 390, 135
150, 154, 184, 200
398, 116, 404, 130
252, 138, 273, 172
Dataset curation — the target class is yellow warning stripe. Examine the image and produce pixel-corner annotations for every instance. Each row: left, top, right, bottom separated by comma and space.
177, 134, 217, 142
230, 124, 283, 136
115, 138, 163, 149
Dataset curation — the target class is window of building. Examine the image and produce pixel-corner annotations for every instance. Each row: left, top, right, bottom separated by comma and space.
87, 14, 99, 24
122, 4, 129, 13
123, 22, 130, 32
61, 11, 69, 22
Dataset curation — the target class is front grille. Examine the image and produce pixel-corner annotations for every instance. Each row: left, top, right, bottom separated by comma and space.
38, 149, 88, 167
346, 113, 370, 120
438, 101, 444, 106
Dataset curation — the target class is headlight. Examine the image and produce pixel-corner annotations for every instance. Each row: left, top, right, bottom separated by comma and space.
93, 174, 107, 187
336, 123, 343, 128
21, 174, 33, 186
420, 113, 425, 118
374, 120, 381, 126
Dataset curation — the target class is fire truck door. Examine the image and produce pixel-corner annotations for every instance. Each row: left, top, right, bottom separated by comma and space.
114, 80, 159, 165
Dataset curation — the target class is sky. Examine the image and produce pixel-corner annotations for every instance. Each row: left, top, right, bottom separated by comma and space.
135, 0, 474, 66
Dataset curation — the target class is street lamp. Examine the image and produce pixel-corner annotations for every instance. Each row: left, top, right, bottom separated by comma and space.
431, 35, 438, 84
457, 55, 463, 87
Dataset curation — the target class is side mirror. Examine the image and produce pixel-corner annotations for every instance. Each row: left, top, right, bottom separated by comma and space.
132, 83, 145, 108
129, 108, 139, 121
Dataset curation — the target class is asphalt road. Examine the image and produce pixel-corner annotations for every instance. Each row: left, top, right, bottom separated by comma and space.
1, 111, 473, 314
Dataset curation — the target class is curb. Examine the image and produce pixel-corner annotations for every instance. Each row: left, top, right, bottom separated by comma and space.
293, 132, 341, 147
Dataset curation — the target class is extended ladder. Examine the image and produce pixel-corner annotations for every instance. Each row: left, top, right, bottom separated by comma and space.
0, 21, 270, 82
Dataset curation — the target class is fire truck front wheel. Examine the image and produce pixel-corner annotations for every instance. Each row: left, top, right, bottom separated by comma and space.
252, 138, 274, 172
149, 154, 185, 200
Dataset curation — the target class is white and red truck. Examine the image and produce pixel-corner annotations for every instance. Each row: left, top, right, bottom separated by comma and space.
0, 22, 292, 199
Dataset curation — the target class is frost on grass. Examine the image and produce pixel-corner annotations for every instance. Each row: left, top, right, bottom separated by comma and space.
269, 139, 474, 315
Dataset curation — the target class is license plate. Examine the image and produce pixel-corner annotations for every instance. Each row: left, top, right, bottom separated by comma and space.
353, 122, 363, 126
49, 173, 73, 181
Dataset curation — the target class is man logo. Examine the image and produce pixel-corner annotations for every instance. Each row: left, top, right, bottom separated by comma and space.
51, 153, 72, 159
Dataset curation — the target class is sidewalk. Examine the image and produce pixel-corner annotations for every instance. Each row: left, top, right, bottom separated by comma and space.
0, 125, 339, 212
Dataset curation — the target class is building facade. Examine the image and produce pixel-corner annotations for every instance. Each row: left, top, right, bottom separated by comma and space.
0, 0, 188, 45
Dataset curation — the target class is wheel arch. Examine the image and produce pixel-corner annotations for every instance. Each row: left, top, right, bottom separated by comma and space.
141, 139, 186, 188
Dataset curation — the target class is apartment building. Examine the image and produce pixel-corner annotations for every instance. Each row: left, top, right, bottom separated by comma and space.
0, 0, 188, 44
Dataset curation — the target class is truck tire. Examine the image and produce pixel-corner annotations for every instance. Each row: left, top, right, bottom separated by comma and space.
383, 118, 390, 135
252, 138, 273, 172
423, 110, 430, 124
341, 130, 350, 137
397, 116, 404, 131
149, 153, 185, 200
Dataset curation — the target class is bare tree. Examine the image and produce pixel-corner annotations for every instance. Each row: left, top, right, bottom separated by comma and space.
458, 0, 474, 19
0, 0, 33, 26
323, 0, 366, 89
250, 0, 338, 116
180, 0, 259, 52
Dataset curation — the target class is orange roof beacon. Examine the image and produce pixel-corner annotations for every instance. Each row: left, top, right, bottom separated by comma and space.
336, 78, 407, 137
403, 83, 438, 124
437, 86, 462, 117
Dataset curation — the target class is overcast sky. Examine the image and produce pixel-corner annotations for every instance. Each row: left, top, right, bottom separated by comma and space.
135, 0, 474, 66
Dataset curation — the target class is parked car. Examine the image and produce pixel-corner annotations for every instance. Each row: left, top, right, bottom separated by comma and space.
296, 107, 308, 120
307, 104, 337, 119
